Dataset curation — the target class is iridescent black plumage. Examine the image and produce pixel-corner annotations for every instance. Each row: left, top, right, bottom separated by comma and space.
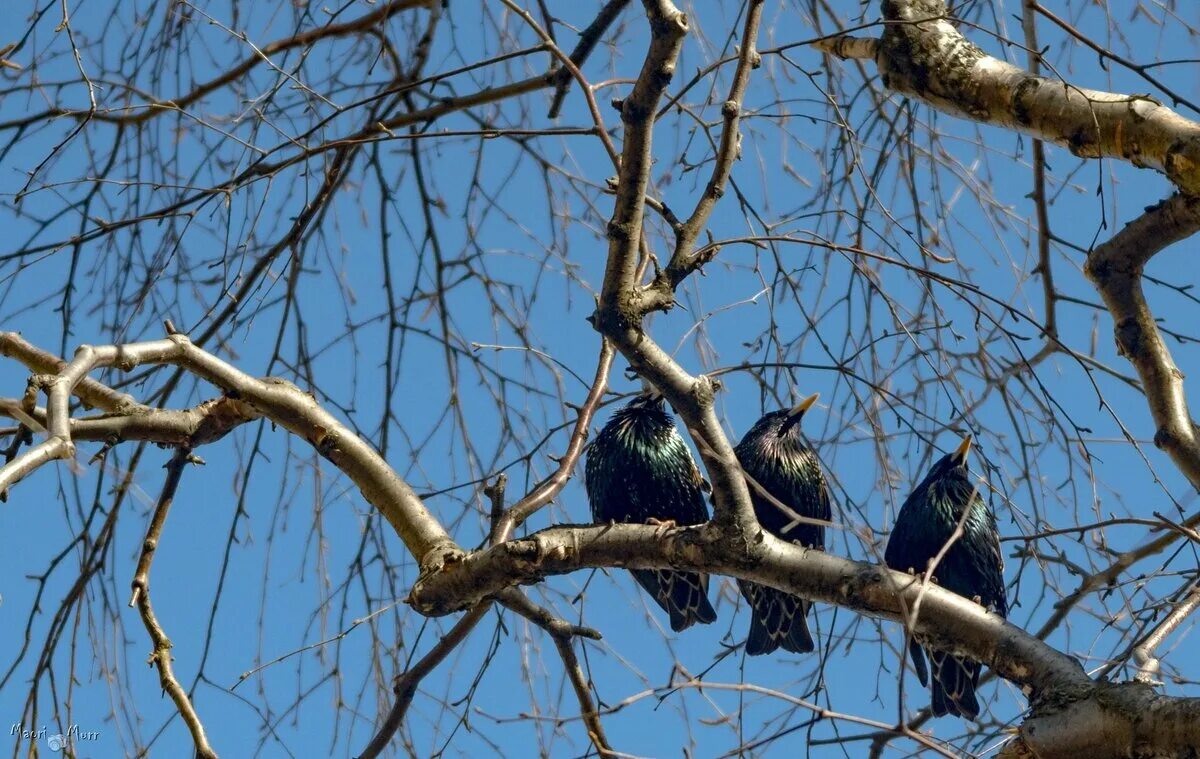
734, 394, 830, 655
884, 437, 1006, 720
584, 392, 717, 632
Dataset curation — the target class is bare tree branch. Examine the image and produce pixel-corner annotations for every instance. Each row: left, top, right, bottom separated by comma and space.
0, 332, 455, 564
816, 0, 1200, 195
1085, 195, 1200, 487
130, 447, 218, 759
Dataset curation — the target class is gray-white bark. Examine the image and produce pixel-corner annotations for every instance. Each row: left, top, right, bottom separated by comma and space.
7, 1, 1200, 757
815, 1, 1200, 756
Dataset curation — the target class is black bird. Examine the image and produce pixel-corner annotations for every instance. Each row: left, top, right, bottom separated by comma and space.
884, 436, 1006, 720
584, 389, 717, 632
734, 393, 831, 655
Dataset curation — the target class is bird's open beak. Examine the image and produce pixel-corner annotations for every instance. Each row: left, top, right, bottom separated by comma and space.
788, 393, 819, 419
952, 435, 973, 466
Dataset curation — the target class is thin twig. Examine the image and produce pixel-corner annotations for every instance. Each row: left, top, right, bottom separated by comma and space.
130, 447, 218, 759
498, 590, 610, 755
356, 604, 491, 759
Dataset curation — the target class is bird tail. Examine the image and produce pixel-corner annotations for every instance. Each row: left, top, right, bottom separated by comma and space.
928, 650, 981, 720
739, 581, 814, 655
631, 569, 717, 632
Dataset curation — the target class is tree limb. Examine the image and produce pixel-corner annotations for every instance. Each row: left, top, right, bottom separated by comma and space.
130, 448, 219, 759
0, 331, 455, 566
409, 522, 1087, 694
1084, 194, 1200, 488
815, 0, 1200, 195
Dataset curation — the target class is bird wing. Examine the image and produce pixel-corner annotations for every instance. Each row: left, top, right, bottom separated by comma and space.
811, 470, 831, 548
633, 568, 717, 632
667, 443, 714, 525
963, 503, 1007, 616
689, 455, 712, 494
883, 490, 942, 576
940, 499, 1007, 617
928, 649, 981, 720
885, 491, 945, 690
738, 579, 814, 655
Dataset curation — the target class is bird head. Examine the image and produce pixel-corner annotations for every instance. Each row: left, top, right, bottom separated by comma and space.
778, 393, 819, 436
931, 435, 973, 477
908, 435, 978, 514
629, 379, 666, 410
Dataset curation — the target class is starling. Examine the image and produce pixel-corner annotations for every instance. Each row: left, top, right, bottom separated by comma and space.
585, 389, 717, 632
734, 393, 831, 655
884, 436, 1006, 720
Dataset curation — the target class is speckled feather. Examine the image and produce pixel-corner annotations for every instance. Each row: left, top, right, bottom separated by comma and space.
884, 449, 1006, 720
734, 409, 831, 655
585, 394, 716, 632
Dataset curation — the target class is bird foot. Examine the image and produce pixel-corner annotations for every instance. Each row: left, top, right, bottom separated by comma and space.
646, 517, 677, 537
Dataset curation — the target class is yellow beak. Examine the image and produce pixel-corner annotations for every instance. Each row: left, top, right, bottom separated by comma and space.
789, 393, 820, 418
953, 435, 973, 465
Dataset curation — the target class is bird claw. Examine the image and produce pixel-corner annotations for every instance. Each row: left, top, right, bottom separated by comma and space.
646, 517, 677, 537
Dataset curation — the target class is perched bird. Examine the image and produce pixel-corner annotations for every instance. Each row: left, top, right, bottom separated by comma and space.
884, 436, 1006, 720
734, 393, 831, 655
585, 389, 717, 632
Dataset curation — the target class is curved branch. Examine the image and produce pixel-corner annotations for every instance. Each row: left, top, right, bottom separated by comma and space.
0, 396, 260, 448
410, 523, 1200, 756
592, 0, 758, 535
816, 0, 1200, 194
409, 522, 1086, 694
131, 448, 219, 759
0, 332, 455, 565
1084, 194, 1200, 487
0, 332, 142, 412
0, 0, 435, 130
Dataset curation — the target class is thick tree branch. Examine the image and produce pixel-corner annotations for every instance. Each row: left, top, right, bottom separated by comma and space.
1083, 195, 1200, 487
596, 0, 688, 316
0, 332, 455, 566
409, 523, 1086, 693
0, 396, 260, 449
645, 0, 765, 308
592, 1, 758, 535
1000, 682, 1200, 759
410, 523, 1200, 757
0, 332, 142, 413
816, 0, 1200, 195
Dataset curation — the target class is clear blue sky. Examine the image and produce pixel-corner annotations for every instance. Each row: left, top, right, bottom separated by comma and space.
2, 1, 1199, 757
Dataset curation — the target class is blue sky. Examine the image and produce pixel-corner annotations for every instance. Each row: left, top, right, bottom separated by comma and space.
2, 1, 1200, 757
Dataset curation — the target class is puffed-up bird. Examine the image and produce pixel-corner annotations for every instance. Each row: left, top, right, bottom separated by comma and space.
584, 388, 717, 632
734, 393, 831, 655
884, 436, 1006, 720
